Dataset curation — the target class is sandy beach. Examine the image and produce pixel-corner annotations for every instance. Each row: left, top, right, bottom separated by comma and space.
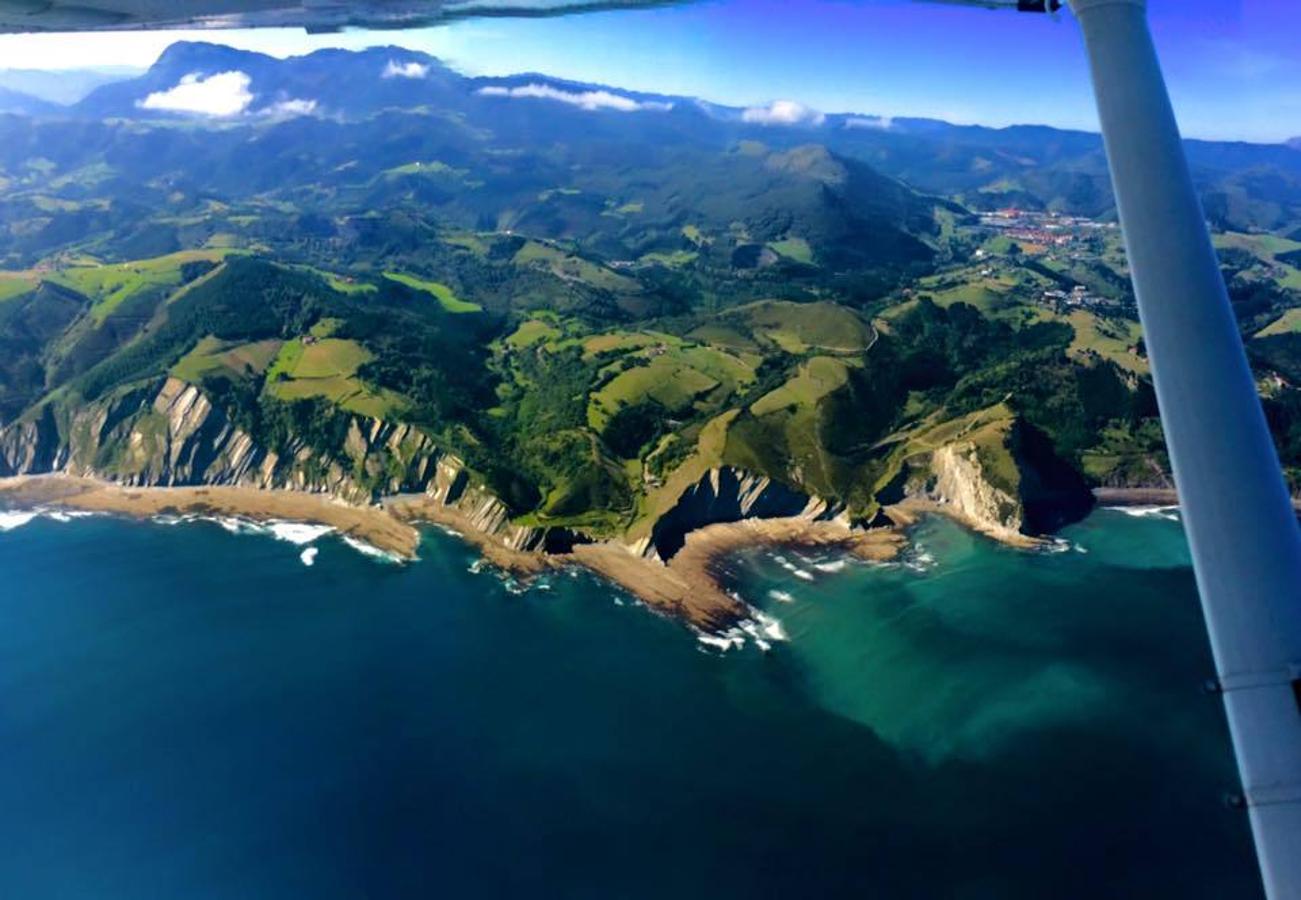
0, 475, 422, 558
1093, 486, 1301, 513
574, 518, 905, 630
3, 475, 907, 630
887, 498, 1043, 549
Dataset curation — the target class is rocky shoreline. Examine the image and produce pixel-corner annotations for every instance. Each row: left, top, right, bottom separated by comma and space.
1093, 486, 1301, 513
0, 373, 1110, 632
2, 474, 905, 632
0, 475, 424, 556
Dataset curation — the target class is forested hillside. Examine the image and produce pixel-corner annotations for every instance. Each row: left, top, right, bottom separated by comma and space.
2, 42, 1299, 548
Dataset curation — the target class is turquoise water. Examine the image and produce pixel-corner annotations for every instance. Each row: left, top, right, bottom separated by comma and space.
0, 508, 1261, 898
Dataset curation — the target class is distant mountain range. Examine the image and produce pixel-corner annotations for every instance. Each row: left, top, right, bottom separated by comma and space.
0, 67, 141, 105
1, 42, 1298, 232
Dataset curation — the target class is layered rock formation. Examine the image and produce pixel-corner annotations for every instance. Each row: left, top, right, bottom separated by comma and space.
636, 466, 839, 560
921, 416, 1093, 541
0, 376, 552, 550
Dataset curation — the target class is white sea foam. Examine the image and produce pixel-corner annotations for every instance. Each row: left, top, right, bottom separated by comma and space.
696, 629, 746, 652
772, 555, 815, 580
468, 558, 487, 574
749, 610, 788, 642
813, 558, 848, 574
210, 515, 269, 537
300, 547, 319, 567
0, 511, 38, 532
1, 507, 110, 532
698, 603, 790, 654
768, 589, 796, 604
904, 547, 936, 573
1110, 505, 1180, 522
341, 535, 403, 563
151, 513, 191, 526
267, 522, 334, 545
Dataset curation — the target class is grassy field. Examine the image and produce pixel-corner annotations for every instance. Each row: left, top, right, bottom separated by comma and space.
586, 336, 758, 431
171, 337, 284, 384
750, 357, 852, 417
50, 250, 229, 323
588, 357, 719, 430
1256, 308, 1301, 337
637, 249, 698, 268
582, 331, 673, 358
1064, 310, 1147, 374
512, 241, 640, 294
505, 318, 564, 349
716, 300, 874, 355
1215, 231, 1301, 291
768, 237, 814, 265
284, 264, 376, 296
0, 272, 37, 303
267, 337, 405, 419
441, 232, 492, 258
383, 272, 482, 313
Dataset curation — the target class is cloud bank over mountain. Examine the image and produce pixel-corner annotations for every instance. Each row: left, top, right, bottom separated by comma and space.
477, 82, 673, 112
383, 60, 431, 80
140, 70, 253, 116
742, 100, 826, 127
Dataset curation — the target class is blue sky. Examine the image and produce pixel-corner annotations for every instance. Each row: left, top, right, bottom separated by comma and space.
0, 0, 1296, 142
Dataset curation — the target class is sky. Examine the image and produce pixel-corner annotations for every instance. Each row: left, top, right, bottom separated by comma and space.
0, 0, 1296, 142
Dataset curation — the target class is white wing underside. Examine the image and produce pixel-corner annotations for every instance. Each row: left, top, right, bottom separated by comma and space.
0, 0, 1051, 33
0, 0, 691, 33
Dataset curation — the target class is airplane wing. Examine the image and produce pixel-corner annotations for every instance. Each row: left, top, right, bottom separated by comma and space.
0, 0, 1059, 33
0, 0, 694, 33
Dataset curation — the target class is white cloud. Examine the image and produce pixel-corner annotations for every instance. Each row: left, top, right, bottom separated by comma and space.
383, 59, 431, 80
263, 98, 318, 117
845, 115, 893, 130
742, 100, 825, 127
139, 70, 253, 116
477, 83, 672, 113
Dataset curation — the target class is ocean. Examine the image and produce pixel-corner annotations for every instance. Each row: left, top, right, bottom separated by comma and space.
0, 507, 1262, 898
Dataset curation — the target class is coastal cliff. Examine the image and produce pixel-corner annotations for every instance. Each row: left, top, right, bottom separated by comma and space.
637, 466, 837, 561
0, 377, 551, 551
1, 379, 1096, 632
912, 414, 1093, 542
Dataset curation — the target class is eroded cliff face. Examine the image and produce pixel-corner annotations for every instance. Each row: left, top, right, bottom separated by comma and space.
0, 376, 550, 550
636, 466, 840, 561
928, 441, 1027, 542
921, 418, 1093, 540
425, 453, 548, 552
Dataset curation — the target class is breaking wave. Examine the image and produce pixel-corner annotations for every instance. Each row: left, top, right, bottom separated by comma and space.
341, 535, 403, 563
1109, 505, 1180, 522
0, 507, 106, 532
0, 510, 38, 532
695, 602, 789, 654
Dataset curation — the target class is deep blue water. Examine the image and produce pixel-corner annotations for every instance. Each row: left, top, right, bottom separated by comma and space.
0, 508, 1261, 899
